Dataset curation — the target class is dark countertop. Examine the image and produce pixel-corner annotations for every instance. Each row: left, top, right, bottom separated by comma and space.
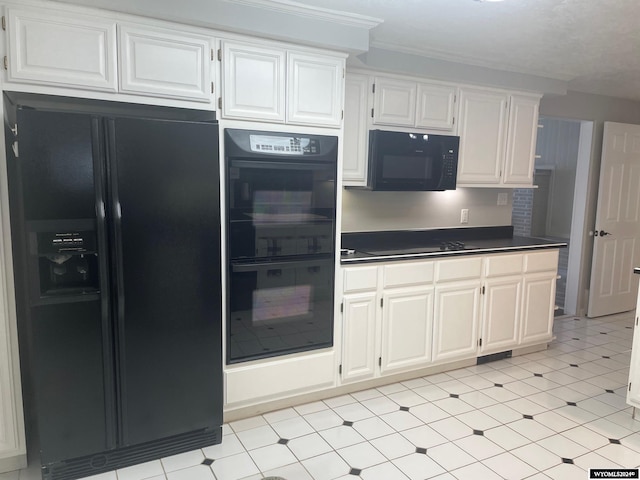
341, 226, 567, 264
635, 268, 640, 275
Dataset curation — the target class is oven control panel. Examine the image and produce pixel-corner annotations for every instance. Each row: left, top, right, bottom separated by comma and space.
249, 135, 319, 155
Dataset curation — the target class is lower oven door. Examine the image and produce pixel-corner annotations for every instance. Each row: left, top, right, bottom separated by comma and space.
227, 256, 334, 363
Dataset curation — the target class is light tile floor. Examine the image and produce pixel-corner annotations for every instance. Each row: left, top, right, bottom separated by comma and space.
3, 312, 640, 480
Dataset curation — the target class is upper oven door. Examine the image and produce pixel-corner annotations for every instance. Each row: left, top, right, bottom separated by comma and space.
368, 130, 458, 191
225, 129, 338, 261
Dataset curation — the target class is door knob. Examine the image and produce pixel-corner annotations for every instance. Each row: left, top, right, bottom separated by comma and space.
598, 230, 611, 236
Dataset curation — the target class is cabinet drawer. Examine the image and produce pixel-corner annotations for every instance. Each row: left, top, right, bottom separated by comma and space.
343, 266, 378, 293
383, 262, 434, 288
524, 250, 559, 273
485, 254, 523, 277
435, 257, 482, 282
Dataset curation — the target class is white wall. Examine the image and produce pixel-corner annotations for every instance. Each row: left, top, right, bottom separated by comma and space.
342, 188, 512, 232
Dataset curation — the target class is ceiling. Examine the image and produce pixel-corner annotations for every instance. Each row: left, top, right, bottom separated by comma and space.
292, 0, 640, 100
53, 0, 640, 100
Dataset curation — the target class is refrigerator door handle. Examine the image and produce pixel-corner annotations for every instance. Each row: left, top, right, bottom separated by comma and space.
91, 117, 118, 450
105, 118, 129, 444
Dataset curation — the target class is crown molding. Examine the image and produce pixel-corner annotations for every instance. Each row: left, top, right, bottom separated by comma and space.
226, 0, 382, 28
369, 40, 573, 82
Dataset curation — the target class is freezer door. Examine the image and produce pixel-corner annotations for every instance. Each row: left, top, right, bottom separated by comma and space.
10, 108, 117, 463
106, 117, 222, 446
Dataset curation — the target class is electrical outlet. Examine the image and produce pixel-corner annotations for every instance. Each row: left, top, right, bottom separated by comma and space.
460, 208, 469, 224
497, 192, 508, 206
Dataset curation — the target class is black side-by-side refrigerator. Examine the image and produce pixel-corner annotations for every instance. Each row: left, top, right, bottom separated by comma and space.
4, 93, 223, 480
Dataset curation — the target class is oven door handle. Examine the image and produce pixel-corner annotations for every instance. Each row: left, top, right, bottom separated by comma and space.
230, 159, 332, 171
231, 258, 330, 273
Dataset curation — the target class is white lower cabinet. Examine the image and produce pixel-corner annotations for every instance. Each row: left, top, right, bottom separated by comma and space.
481, 275, 522, 354
225, 350, 336, 407
520, 272, 556, 344
342, 292, 378, 382
433, 280, 481, 362
340, 249, 559, 387
340, 261, 435, 383
381, 286, 433, 374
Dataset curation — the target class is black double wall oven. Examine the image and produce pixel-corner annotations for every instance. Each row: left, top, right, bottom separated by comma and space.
225, 129, 338, 364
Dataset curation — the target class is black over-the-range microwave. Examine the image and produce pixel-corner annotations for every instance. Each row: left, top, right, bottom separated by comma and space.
367, 129, 460, 191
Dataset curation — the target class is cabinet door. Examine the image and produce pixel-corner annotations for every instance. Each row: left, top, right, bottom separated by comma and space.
343, 73, 370, 186
416, 83, 457, 131
222, 42, 286, 122
433, 280, 481, 362
372, 77, 416, 127
457, 88, 509, 184
520, 272, 556, 345
118, 25, 212, 102
480, 276, 522, 354
627, 301, 640, 409
381, 287, 433, 374
287, 53, 344, 127
503, 94, 540, 185
7, 7, 117, 91
341, 292, 378, 383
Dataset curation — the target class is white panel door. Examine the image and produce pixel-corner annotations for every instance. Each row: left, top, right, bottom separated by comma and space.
381, 287, 433, 373
502, 94, 540, 185
480, 276, 522, 354
456, 88, 509, 184
287, 53, 343, 127
118, 25, 211, 102
416, 83, 457, 131
341, 292, 378, 383
521, 272, 556, 344
7, 7, 117, 91
343, 73, 370, 185
433, 280, 481, 362
588, 122, 640, 317
222, 42, 285, 122
372, 77, 416, 127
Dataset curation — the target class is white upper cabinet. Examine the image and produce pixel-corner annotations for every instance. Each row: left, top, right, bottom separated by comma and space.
457, 87, 541, 187
373, 76, 457, 131
373, 77, 416, 127
457, 88, 509, 185
6, 7, 117, 91
416, 83, 457, 130
287, 52, 344, 127
222, 41, 286, 122
221, 40, 344, 127
502, 94, 540, 185
343, 73, 370, 186
6, 6, 216, 104
118, 24, 212, 102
